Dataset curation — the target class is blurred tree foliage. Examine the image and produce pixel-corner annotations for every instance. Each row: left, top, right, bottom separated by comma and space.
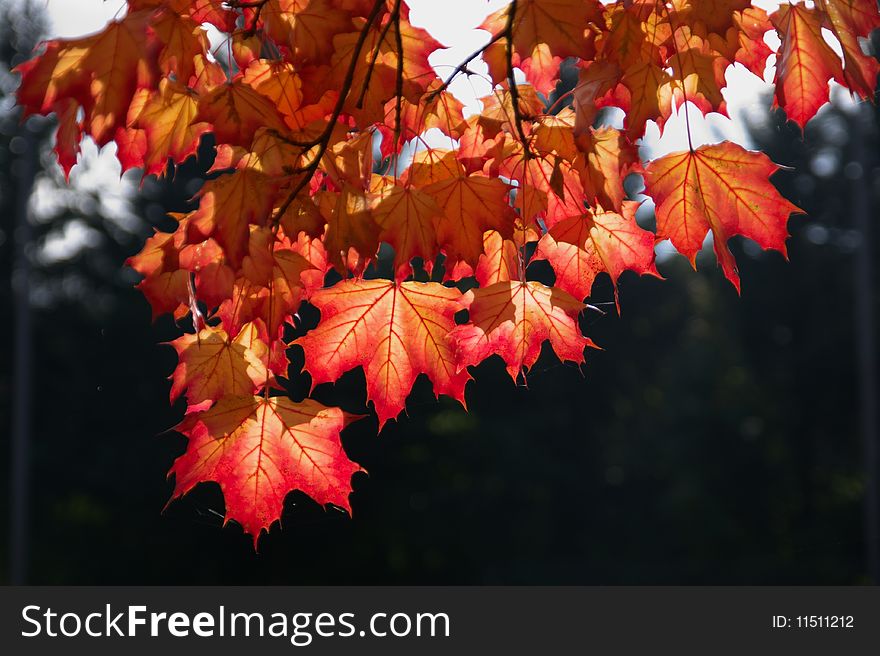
1, 3, 877, 583
1, 0, 156, 316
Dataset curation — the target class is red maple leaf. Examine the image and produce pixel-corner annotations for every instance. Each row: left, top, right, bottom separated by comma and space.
170, 395, 364, 547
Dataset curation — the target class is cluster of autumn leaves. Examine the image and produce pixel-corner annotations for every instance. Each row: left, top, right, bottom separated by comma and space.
15, 0, 879, 545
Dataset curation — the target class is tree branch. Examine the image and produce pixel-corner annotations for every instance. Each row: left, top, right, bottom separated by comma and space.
427, 30, 507, 102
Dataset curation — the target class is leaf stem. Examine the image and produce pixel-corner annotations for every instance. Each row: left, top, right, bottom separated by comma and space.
504, 0, 531, 282
662, 1, 694, 152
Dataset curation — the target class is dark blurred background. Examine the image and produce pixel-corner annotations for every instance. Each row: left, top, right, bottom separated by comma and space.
1, 3, 878, 585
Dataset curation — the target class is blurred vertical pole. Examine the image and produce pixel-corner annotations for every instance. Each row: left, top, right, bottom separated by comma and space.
852, 102, 879, 584
10, 120, 36, 585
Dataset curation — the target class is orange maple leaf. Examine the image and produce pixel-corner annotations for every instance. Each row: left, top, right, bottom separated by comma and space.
295, 279, 471, 427
129, 79, 211, 177
669, 29, 729, 117
382, 82, 467, 148
53, 99, 82, 179
534, 201, 659, 303
703, 6, 773, 80
576, 125, 641, 212
187, 169, 278, 267
215, 227, 315, 335
318, 184, 381, 275
501, 154, 587, 229
424, 159, 516, 268
816, 0, 880, 100
195, 80, 289, 147
771, 2, 845, 128
16, 11, 155, 149
257, 0, 354, 64
482, 0, 603, 66
475, 230, 522, 286
177, 232, 235, 311
16, 40, 91, 121
443, 229, 522, 287
644, 141, 803, 292
674, 0, 753, 36
150, 9, 207, 83
168, 323, 273, 406
126, 228, 190, 320
371, 181, 444, 279
451, 281, 596, 381
329, 10, 440, 124
80, 13, 156, 145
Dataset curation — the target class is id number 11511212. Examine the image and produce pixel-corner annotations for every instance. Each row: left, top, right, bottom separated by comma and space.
772, 615, 855, 629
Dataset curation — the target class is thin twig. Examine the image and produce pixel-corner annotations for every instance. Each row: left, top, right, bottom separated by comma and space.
229, 0, 269, 35
427, 30, 507, 102
270, 0, 387, 224
357, 0, 402, 110
392, 1, 405, 175
504, 0, 531, 154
